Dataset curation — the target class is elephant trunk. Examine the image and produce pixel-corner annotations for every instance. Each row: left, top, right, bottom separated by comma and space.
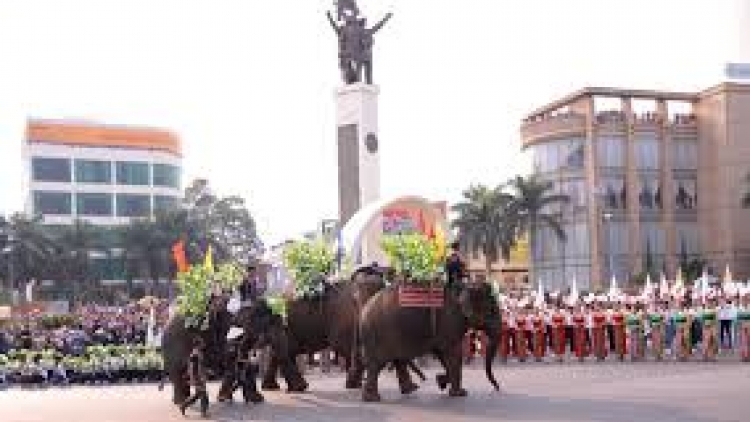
483, 319, 500, 391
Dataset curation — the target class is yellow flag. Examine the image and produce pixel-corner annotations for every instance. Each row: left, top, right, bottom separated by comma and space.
204, 245, 214, 271
434, 224, 446, 260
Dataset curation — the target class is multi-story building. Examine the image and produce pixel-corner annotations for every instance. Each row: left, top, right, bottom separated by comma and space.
521, 83, 750, 291
24, 119, 182, 225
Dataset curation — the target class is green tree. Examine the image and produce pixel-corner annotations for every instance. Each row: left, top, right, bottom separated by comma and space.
50, 220, 108, 304
451, 184, 516, 279
0, 214, 56, 294
182, 179, 262, 265
507, 175, 570, 285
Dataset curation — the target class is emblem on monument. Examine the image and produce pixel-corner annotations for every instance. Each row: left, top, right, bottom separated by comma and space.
326, 0, 393, 85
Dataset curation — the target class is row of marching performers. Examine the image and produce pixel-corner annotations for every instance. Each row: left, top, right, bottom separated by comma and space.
0, 346, 163, 388
464, 296, 750, 362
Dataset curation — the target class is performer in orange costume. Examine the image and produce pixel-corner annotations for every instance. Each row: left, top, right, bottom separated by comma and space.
532, 310, 546, 362
612, 303, 626, 361
552, 305, 566, 362
591, 302, 608, 361
573, 307, 588, 362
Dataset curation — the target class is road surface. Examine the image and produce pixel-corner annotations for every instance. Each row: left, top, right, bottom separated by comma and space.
2, 362, 748, 422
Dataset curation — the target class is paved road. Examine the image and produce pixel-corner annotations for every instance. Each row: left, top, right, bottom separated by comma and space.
2, 362, 749, 422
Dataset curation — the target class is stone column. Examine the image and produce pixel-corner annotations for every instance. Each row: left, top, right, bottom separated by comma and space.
582, 96, 602, 290
623, 98, 643, 280
658, 100, 677, 276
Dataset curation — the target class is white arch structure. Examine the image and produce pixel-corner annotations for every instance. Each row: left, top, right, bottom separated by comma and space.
338, 195, 449, 268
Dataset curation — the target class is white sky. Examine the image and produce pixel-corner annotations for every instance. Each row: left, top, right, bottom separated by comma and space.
0, 0, 741, 245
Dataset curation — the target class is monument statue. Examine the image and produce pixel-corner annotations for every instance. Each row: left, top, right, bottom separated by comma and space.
327, 0, 392, 85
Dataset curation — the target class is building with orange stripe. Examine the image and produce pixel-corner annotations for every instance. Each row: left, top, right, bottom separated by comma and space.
24, 119, 182, 227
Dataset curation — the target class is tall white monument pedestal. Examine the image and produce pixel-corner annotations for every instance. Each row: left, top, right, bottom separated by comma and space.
336, 83, 382, 267
336, 83, 381, 226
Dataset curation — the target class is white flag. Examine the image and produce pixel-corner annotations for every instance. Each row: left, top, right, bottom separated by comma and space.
25, 280, 35, 303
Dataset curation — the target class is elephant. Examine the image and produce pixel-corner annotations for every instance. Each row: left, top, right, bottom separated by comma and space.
359, 282, 501, 402
161, 295, 233, 405
161, 296, 305, 406
262, 271, 422, 394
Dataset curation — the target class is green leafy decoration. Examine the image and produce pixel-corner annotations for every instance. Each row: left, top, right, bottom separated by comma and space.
282, 240, 335, 298
381, 234, 444, 284
265, 295, 288, 318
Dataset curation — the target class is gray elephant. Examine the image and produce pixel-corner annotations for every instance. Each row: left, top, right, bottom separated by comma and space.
359, 282, 501, 402
262, 271, 422, 394
161, 297, 305, 405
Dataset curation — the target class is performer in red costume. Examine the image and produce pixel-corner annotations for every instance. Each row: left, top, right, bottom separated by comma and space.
592, 300, 608, 361
573, 307, 588, 362
532, 308, 546, 362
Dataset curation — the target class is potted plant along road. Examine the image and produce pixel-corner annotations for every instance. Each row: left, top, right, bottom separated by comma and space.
380, 233, 445, 308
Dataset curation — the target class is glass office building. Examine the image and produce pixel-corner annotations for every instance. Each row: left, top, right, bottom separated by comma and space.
521, 84, 750, 290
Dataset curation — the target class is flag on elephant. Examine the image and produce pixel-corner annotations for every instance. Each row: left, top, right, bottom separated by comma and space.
172, 240, 189, 273
204, 245, 214, 272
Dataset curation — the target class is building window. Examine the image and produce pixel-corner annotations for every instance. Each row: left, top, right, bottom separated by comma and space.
596, 138, 625, 168
32, 157, 71, 182
640, 222, 665, 267
154, 195, 180, 212
638, 177, 662, 210
153, 164, 181, 188
116, 162, 150, 186
635, 137, 659, 170
530, 139, 586, 175
674, 176, 697, 210
672, 141, 698, 171
560, 178, 587, 213
75, 159, 111, 184
676, 223, 699, 257
116, 194, 150, 217
601, 177, 626, 209
33, 191, 72, 215
76, 192, 113, 216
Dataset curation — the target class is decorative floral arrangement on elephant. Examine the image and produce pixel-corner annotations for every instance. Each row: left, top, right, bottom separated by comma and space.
265, 295, 288, 319
175, 262, 247, 330
380, 234, 446, 308
282, 240, 336, 299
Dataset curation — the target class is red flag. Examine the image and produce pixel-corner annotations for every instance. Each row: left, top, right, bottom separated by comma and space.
172, 240, 189, 273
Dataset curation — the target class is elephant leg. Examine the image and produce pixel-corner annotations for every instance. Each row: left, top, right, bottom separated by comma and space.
280, 355, 309, 393
345, 353, 364, 389
432, 351, 449, 391
445, 344, 467, 398
362, 361, 386, 402
170, 371, 190, 405
394, 360, 419, 395
217, 373, 236, 403
261, 354, 281, 391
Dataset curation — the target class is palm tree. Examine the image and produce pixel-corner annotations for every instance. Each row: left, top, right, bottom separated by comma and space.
507, 175, 570, 286
451, 184, 516, 279
51, 220, 108, 303
0, 214, 56, 299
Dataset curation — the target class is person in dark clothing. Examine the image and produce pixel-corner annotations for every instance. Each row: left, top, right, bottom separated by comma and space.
445, 241, 467, 290
240, 265, 263, 303
235, 352, 263, 404
180, 338, 209, 418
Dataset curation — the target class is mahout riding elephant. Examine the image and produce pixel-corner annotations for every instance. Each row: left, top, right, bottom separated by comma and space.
262, 271, 422, 394
217, 300, 308, 400
162, 297, 305, 405
359, 282, 501, 402
161, 295, 233, 405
